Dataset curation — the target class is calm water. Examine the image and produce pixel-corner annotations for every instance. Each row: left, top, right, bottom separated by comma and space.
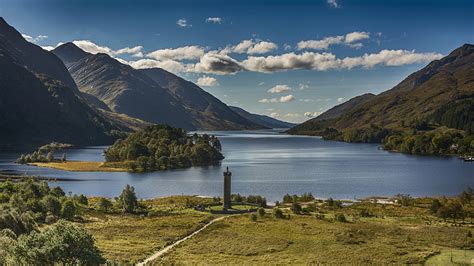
0, 130, 472, 202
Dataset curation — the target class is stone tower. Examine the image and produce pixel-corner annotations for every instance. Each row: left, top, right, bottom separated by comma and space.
223, 167, 232, 210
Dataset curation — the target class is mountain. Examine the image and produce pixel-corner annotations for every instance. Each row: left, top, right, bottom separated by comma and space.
311, 93, 375, 122
0, 18, 124, 149
289, 44, 474, 137
229, 106, 296, 128
53, 43, 263, 130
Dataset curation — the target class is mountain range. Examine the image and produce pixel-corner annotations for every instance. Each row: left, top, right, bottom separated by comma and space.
0, 18, 294, 148
289, 44, 474, 138
229, 106, 296, 128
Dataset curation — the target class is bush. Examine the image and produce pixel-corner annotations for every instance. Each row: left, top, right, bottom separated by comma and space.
249, 213, 257, 222
61, 200, 77, 220
273, 208, 284, 219
42, 195, 61, 216
335, 213, 347, 223
98, 197, 113, 213
291, 202, 302, 214
257, 207, 265, 217
7, 220, 105, 264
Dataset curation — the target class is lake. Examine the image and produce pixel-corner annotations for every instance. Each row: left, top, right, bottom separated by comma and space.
0, 130, 472, 202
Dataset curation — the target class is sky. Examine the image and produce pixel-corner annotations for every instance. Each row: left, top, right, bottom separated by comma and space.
1, 0, 473, 123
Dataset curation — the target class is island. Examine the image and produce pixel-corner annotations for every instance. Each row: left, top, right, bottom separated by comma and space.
17, 125, 224, 172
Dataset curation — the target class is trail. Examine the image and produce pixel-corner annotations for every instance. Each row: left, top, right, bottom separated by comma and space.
137, 215, 229, 265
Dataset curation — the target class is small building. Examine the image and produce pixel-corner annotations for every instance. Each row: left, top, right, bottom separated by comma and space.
223, 167, 232, 210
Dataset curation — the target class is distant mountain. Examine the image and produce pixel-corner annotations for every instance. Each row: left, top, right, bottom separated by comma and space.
229, 106, 296, 128
53, 43, 263, 130
289, 44, 474, 137
0, 18, 123, 149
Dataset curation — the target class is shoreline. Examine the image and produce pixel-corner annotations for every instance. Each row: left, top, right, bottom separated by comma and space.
27, 161, 129, 172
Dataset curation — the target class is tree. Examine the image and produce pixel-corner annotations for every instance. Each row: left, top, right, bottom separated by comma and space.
50, 186, 65, 198
7, 220, 105, 264
430, 199, 443, 214
335, 213, 347, 223
61, 200, 77, 220
273, 208, 284, 219
98, 198, 112, 213
76, 194, 88, 206
42, 195, 61, 216
459, 187, 473, 205
257, 207, 265, 217
249, 213, 257, 222
46, 151, 54, 162
118, 184, 138, 213
291, 202, 302, 214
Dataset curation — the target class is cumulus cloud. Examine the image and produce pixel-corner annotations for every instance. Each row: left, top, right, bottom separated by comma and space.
226, 39, 278, 55
242, 49, 442, 72
268, 84, 291, 93
297, 31, 370, 50
327, 0, 340, 8
299, 98, 314, 102
260, 94, 295, 103
177, 18, 190, 28
269, 112, 280, 118
337, 97, 345, 102
299, 83, 309, 90
147, 46, 205, 61
196, 75, 219, 87
128, 59, 188, 73
284, 113, 301, 118
72, 40, 143, 57
193, 52, 243, 74
22, 33, 48, 43
206, 17, 222, 24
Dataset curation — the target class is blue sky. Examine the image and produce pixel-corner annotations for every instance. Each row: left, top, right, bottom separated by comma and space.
1, 0, 473, 122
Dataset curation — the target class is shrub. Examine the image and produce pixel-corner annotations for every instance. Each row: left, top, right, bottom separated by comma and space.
61, 200, 77, 220
249, 213, 257, 222
273, 208, 284, 219
335, 213, 347, 223
291, 202, 302, 214
7, 220, 105, 264
257, 207, 265, 217
42, 195, 61, 216
98, 197, 113, 213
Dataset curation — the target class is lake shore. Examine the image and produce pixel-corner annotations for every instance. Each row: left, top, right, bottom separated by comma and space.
28, 161, 129, 172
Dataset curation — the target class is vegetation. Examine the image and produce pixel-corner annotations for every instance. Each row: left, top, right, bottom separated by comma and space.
231, 194, 267, 207
0, 180, 102, 264
104, 125, 224, 172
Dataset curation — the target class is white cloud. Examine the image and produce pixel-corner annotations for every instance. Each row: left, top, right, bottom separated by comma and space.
242, 49, 442, 73
72, 40, 143, 58
258, 95, 296, 104
297, 31, 370, 50
177, 18, 190, 28
258, 82, 265, 86
227, 39, 278, 55
327, 0, 340, 8
193, 52, 243, 74
304, 111, 323, 118
299, 83, 309, 90
284, 113, 300, 118
284, 44, 292, 51
337, 97, 345, 102
269, 112, 280, 118
196, 75, 219, 87
41, 46, 56, 51
299, 98, 314, 102
128, 59, 187, 73
268, 84, 291, 93
345, 32, 370, 43
22, 33, 48, 43
147, 46, 205, 61
280, 94, 295, 102
206, 17, 222, 24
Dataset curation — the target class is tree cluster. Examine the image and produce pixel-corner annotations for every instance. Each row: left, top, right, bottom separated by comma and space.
431, 187, 474, 223
231, 194, 267, 207
282, 192, 315, 203
104, 125, 224, 172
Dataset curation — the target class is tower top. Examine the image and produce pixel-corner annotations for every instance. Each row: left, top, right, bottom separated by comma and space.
224, 166, 232, 176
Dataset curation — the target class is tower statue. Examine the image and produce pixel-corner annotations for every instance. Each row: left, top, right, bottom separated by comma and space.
223, 167, 232, 210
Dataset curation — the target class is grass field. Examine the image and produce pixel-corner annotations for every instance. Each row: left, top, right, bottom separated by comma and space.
425, 249, 474, 265
152, 201, 473, 264
29, 161, 128, 172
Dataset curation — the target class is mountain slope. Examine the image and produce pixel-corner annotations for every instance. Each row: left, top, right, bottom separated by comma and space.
312, 93, 375, 122
229, 106, 296, 128
289, 44, 474, 137
0, 18, 124, 149
53, 43, 262, 130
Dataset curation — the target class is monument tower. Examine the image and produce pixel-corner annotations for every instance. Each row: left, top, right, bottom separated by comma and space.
223, 167, 232, 210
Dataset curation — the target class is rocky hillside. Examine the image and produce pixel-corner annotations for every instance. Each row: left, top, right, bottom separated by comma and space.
53, 43, 263, 130
0, 18, 124, 149
289, 44, 474, 138
229, 106, 296, 128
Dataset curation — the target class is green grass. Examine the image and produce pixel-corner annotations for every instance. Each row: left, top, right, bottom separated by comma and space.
155, 206, 472, 264
425, 249, 474, 265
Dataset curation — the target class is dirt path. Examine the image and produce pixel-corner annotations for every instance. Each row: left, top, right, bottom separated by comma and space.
137, 215, 229, 265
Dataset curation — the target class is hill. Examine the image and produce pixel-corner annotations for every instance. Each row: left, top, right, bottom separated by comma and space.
0, 18, 124, 149
53, 43, 263, 130
229, 106, 296, 128
289, 44, 474, 140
